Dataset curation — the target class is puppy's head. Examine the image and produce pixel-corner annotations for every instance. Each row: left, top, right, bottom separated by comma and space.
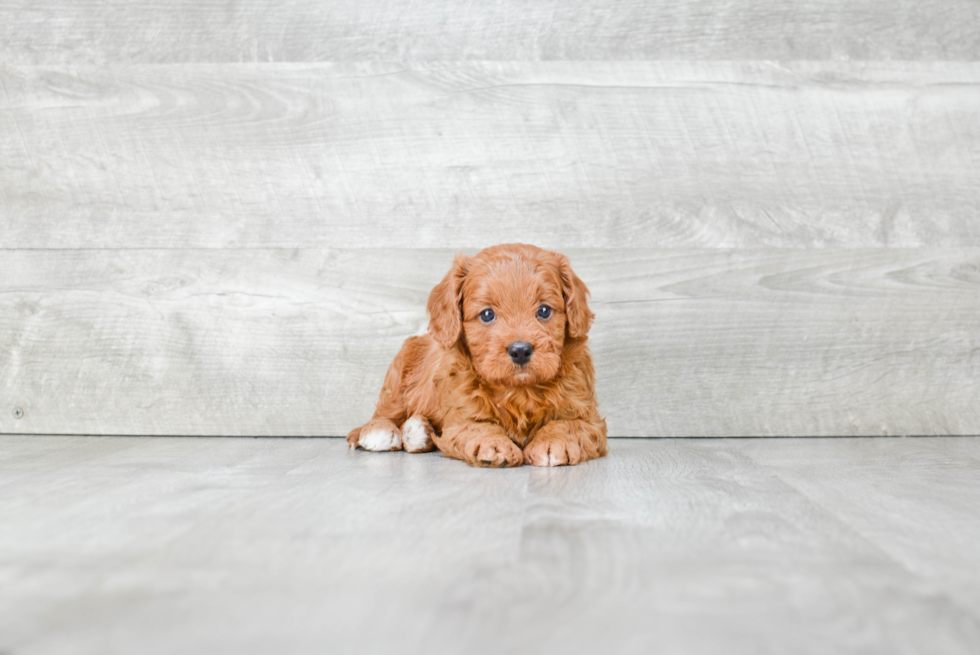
427, 244, 593, 387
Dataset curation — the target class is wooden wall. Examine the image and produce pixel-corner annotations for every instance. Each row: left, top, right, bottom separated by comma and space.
2, 2, 978, 437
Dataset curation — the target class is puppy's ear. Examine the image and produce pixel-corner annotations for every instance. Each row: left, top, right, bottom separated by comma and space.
427, 254, 469, 349
558, 254, 594, 339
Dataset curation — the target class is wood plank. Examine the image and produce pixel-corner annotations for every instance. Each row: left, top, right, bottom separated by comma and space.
2, 1, 979, 64
2, 247, 978, 437
726, 437, 980, 612
2, 436, 980, 653
2, 62, 979, 249
461, 438, 980, 653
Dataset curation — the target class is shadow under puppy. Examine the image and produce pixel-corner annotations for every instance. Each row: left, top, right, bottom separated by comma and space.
348, 243, 607, 467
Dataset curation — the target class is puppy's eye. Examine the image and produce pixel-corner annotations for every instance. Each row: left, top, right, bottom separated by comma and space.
537, 305, 552, 320
479, 308, 496, 324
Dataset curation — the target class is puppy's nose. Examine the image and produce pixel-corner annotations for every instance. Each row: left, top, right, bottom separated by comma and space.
507, 342, 534, 366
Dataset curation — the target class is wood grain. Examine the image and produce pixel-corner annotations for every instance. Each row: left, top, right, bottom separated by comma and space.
2, 248, 978, 437
2, 436, 979, 654
2, 1, 979, 64
2, 62, 979, 249
728, 437, 980, 611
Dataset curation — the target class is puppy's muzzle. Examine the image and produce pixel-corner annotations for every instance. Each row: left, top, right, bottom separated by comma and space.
507, 342, 534, 366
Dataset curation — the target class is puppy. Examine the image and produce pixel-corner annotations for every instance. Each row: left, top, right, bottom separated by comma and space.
347, 243, 607, 467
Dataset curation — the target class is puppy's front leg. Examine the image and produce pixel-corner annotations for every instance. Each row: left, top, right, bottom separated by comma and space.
523, 418, 608, 467
433, 422, 523, 468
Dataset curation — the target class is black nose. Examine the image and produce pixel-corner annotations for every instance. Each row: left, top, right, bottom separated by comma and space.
507, 342, 534, 365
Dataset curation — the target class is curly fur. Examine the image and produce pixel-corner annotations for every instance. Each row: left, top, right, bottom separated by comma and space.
347, 243, 608, 467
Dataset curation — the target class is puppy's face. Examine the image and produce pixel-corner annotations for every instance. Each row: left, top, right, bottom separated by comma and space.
427, 244, 593, 388
460, 254, 567, 386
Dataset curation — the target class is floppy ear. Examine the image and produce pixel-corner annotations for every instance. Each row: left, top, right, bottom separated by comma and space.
558, 254, 594, 339
427, 254, 469, 349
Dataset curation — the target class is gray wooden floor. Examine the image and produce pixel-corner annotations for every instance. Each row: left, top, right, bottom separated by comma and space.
3, 436, 980, 654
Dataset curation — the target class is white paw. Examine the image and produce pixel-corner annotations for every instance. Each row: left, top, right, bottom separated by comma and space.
358, 428, 402, 452
402, 416, 433, 453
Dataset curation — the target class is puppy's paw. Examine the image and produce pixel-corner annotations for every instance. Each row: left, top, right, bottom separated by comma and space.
465, 434, 523, 468
402, 416, 435, 453
523, 434, 583, 467
359, 428, 403, 452
346, 426, 362, 449
434, 422, 523, 468
350, 418, 403, 452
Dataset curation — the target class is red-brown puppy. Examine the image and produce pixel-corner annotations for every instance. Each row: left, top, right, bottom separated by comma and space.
347, 243, 607, 467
